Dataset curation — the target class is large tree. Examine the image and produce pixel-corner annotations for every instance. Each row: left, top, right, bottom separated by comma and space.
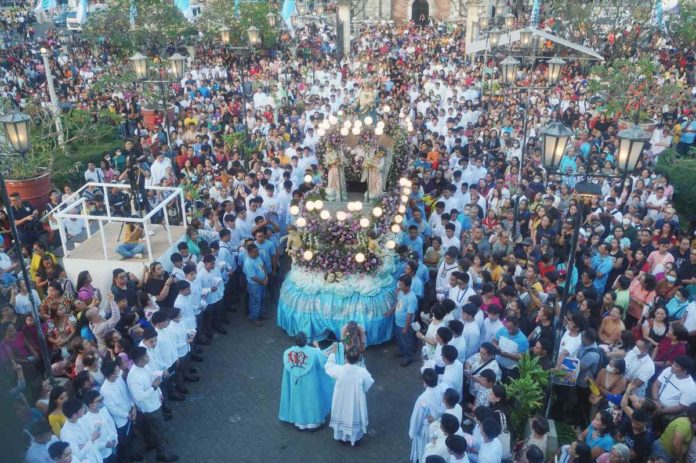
196, 0, 278, 48
82, 0, 196, 55
541, 0, 654, 48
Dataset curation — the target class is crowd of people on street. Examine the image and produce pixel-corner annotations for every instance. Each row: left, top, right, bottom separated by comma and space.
1, 3, 696, 462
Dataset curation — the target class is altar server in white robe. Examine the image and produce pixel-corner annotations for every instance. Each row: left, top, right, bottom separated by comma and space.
324, 345, 374, 446
409, 368, 448, 463
59, 398, 102, 463
81, 390, 118, 462
440, 345, 464, 399
423, 413, 466, 461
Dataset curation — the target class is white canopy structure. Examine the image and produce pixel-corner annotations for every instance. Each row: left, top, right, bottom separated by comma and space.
468, 28, 604, 62
53, 183, 187, 261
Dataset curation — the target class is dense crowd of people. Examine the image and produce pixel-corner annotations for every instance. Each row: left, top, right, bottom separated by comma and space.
1, 2, 696, 462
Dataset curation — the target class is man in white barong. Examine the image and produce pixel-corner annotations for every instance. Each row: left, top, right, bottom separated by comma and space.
324, 345, 374, 446
440, 345, 464, 400
409, 368, 448, 463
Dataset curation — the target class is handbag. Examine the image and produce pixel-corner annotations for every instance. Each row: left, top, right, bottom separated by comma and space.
496, 409, 512, 460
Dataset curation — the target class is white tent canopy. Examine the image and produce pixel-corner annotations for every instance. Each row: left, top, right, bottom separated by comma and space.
469, 28, 604, 61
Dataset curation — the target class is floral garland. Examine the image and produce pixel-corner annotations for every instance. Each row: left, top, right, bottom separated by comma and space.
315, 124, 378, 182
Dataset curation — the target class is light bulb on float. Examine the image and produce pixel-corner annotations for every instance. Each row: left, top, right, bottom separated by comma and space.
343, 120, 352, 128
398, 205, 406, 214
353, 202, 363, 211
352, 126, 361, 135
304, 174, 313, 183
296, 217, 307, 227
336, 211, 347, 221
400, 195, 408, 203
320, 210, 330, 220
386, 240, 396, 249
314, 200, 324, 210
305, 201, 315, 211
340, 127, 349, 136
317, 128, 325, 137
359, 218, 370, 228
354, 120, 363, 129
394, 215, 403, 224
391, 224, 401, 233
346, 202, 355, 212
329, 115, 338, 125
383, 105, 391, 113
303, 250, 313, 260
403, 187, 412, 195
355, 253, 365, 263
375, 127, 384, 136
399, 178, 408, 187
289, 205, 300, 215
364, 116, 373, 125
337, 110, 344, 117
372, 207, 383, 217
376, 120, 385, 129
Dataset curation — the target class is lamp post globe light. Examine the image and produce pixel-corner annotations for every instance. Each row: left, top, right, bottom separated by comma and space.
546, 56, 566, 85
499, 56, 520, 86
0, 112, 31, 153
617, 124, 650, 174
479, 14, 490, 31
488, 28, 502, 47
0, 113, 54, 383
540, 121, 574, 171
504, 12, 515, 30
520, 27, 534, 48
130, 52, 149, 79
220, 25, 231, 45
168, 53, 186, 80
266, 12, 277, 28
247, 26, 261, 46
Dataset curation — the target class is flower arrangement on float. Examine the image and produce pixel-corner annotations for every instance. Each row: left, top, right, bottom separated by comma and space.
289, 178, 415, 281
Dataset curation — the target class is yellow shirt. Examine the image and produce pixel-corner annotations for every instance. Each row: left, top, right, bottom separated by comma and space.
49, 412, 66, 436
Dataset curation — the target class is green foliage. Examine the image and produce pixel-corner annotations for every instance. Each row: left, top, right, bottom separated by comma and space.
556, 421, 577, 447
222, 132, 253, 158
655, 148, 696, 222
83, 0, 196, 56
543, 0, 652, 43
197, 1, 278, 48
671, 2, 696, 48
504, 354, 548, 438
588, 58, 677, 122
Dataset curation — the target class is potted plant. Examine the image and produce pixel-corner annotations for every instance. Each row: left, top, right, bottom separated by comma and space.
587, 58, 679, 132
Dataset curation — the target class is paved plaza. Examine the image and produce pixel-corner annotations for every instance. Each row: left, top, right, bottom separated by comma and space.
164, 305, 423, 463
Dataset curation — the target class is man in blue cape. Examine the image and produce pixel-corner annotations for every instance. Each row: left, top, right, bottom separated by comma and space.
279, 332, 333, 430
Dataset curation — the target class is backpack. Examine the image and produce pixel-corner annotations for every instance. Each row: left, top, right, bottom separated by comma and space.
582, 346, 608, 375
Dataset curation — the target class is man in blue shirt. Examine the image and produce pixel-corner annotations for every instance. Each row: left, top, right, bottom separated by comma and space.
243, 244, 267, 327
589, 243, 613, 294
385, 275, 418, 367
493, 315, 529, 381
401, 225, 424, 261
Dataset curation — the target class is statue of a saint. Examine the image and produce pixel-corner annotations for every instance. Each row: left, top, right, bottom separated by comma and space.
325, 147, 346, 202
361, 149, 385, 201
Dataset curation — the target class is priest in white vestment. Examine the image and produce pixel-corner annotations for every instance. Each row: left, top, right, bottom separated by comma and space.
324, 345, 374, 446
409, 368, 448, 463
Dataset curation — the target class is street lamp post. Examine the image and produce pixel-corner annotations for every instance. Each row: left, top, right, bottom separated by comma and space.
129, 52, 187, 151
39, 47, 65, 149
0, 112, 55, 383
220, 25, 262, 142
540, 119, 646, 417
502, 56, 566, 239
